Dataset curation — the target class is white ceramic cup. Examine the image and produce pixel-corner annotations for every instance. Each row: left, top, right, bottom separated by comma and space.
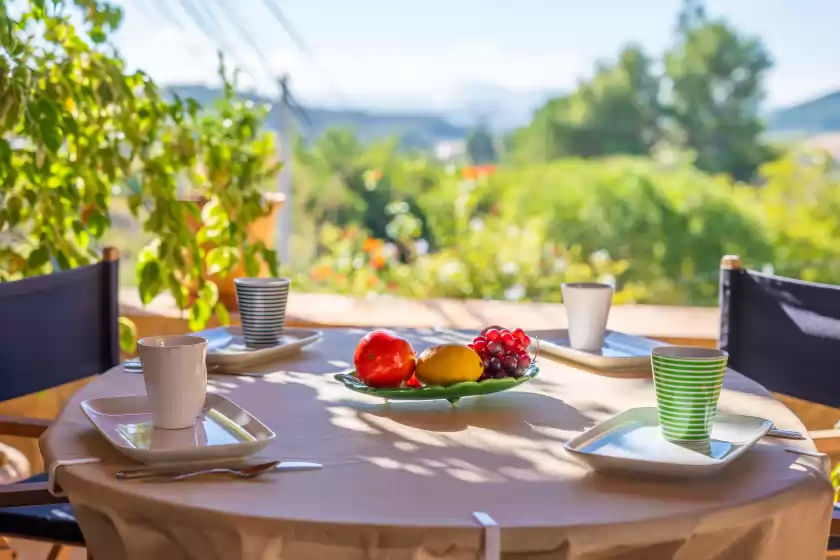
138, 335, 208, 430
151, 421, 208, 451
561, 282, 614, 351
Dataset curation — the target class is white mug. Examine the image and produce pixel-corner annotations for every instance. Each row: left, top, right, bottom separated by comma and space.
151, 421, 208, 451
138, 335, 208, 429
561, 282, 614, 351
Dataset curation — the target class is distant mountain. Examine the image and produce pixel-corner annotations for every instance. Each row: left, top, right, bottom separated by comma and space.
326, 83, 556, 130
767, 91, 840, 135
166, 85, 467, 150
440, 84, 557, 130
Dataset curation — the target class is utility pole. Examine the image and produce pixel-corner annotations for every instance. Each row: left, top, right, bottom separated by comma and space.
275, 75, 293, 264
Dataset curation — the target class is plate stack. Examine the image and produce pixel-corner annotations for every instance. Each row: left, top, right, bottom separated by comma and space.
234, 277, 291, 348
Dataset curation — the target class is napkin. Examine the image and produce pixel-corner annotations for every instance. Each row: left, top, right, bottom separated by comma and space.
48, 458, 101, 497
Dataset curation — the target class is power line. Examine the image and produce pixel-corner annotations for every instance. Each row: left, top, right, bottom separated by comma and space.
177, 0, 224, 50
140, 0, 317, 126
261, 0, 311, 56
150, 0, 187, 29
208, 0, 276, 81
260, 0, 346, 104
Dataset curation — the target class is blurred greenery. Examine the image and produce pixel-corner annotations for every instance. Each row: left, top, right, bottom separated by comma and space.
511, 0, 775, 181
466, 124, 498, 165
0, 0, 278, 336
287, 136, 839, 305
3, 0, 839, 321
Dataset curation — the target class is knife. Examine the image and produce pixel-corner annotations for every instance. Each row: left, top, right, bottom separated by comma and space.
116, 461, 323, 480
767, 427, 806, 440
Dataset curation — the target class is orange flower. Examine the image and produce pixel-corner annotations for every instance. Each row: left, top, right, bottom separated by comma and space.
367, 276, 378, 288
370, 254, 386, 270
310, 264, 332, 281
476, 164, 497, 177
363, 237, 384, 254
462, 164, 497, 180
335, 273, 347, 283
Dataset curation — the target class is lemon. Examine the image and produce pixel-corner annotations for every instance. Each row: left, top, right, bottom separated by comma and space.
415, 344, 484, 386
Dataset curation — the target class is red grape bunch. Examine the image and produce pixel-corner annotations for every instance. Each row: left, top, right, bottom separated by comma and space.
468, 325, 533, 380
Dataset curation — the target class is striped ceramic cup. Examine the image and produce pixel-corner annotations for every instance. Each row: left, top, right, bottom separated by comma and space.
651, 346, 729, 442
234, 277, 291, 348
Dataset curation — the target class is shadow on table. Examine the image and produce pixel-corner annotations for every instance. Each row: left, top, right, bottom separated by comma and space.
311, 389, 600, 484
338, 391, 596, 439
578, 439, 812, 504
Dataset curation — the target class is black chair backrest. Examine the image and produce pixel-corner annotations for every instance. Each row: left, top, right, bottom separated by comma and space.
0, 254, 119, 402
719, 257, 840, 408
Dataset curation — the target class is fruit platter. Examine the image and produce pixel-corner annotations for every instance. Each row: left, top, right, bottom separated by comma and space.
333, 326, 539, 404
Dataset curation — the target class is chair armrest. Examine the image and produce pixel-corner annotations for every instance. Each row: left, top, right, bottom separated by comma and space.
0, 415, 51, 438
0, 481, 67, 508
811, 429, 840, 456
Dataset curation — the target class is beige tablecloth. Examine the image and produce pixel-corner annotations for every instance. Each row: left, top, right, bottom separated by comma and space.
41, 328, 834, 560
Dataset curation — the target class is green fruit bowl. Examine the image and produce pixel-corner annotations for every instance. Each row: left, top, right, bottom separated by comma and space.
333, 364, 539, 404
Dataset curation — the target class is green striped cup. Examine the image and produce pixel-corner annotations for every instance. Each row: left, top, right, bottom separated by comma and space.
651, 346, 729, 442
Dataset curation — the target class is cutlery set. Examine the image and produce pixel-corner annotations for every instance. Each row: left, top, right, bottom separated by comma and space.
116, 460, 323, 482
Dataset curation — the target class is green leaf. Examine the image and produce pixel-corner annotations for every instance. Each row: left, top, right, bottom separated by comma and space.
118, 317, 137, 354
198, 280, 219, 309
205, 246, 235, 276
0, 140, 11, 165
243, 251, 260, 277
55, 250, 71, 270
90, 29, 106, 44
6, 195, 22, 226
167, 278, 189, 310
214, 302, 230, 326
23, 188, 37, 206
27, 246, 50, 269
87, 210, 109, 237
188, 299, 212, 331
183, 200, 202, 220
138, 260, 163, 305
128, 193, 143, 215
260, 247, 279, 276
38, 119, 62, 153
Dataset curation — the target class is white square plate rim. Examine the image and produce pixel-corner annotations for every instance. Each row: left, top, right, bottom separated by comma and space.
81, 393, 276, 465
197, 326, 323, 366
564, 407, 772, 477
536, 329, 666, 370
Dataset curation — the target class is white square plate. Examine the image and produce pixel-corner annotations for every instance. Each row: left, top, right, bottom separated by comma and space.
81, 394, 275, 465
198, 326, 322, 367
565, 407, 772, 478
535, 329, 665, 372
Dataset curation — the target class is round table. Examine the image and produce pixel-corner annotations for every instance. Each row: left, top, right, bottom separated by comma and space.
42, 328, 834, 560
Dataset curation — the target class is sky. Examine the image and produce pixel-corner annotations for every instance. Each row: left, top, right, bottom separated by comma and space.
111, 0, 840, 111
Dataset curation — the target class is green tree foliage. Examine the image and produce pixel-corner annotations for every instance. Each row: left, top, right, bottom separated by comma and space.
511, 1, 775, 181
466, 123, 498, 164
290, 138, 840, 306
0, 0, 278, 334
513, 46, 662, 161
664, 0, 775, 180
293, 129, 434, 257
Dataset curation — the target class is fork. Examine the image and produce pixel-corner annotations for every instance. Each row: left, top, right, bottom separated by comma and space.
120, 460, 280, 482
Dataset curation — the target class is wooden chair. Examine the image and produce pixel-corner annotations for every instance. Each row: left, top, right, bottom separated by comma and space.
0, 248, 120, 559
719, 255, 840, 554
